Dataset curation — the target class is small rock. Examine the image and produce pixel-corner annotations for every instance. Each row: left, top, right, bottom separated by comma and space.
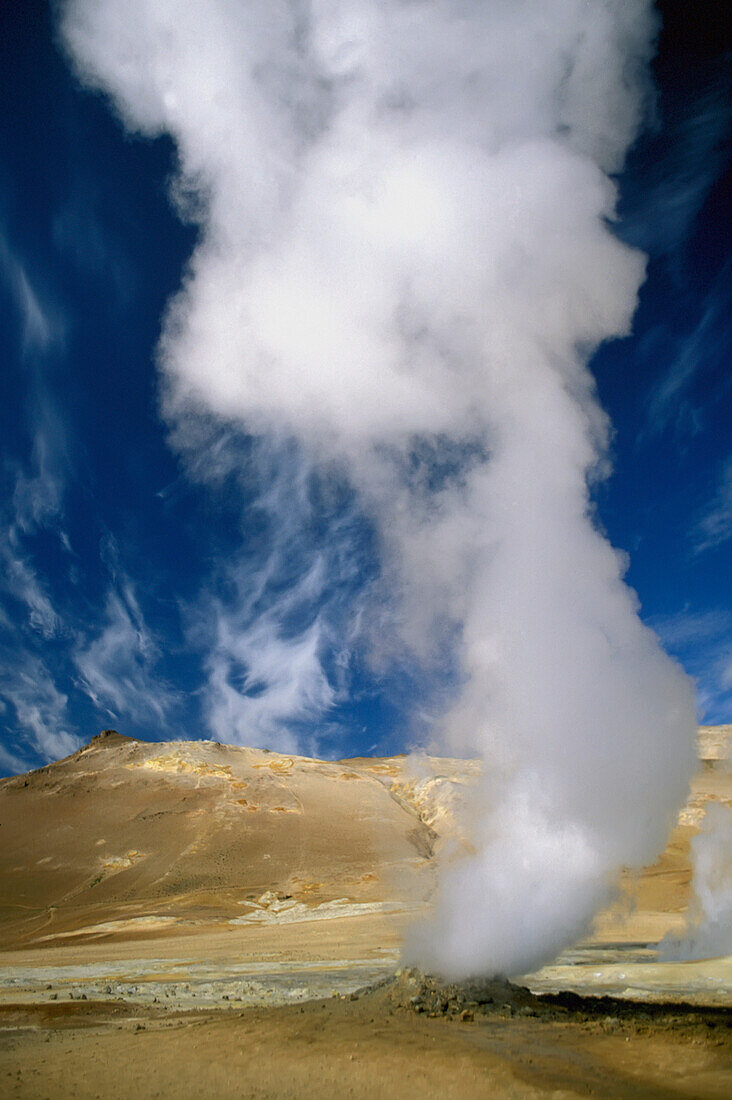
460, 1009, 474, 1023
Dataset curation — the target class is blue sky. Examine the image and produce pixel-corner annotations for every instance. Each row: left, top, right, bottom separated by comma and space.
0, 1, 729, 775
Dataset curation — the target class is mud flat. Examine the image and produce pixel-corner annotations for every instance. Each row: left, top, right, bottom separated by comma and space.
522, 947, 732, 1007
2, 926, 730, 1014
0, 920, 401, 1012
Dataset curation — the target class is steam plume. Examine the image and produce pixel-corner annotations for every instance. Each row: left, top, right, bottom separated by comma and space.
61, 0, 696, 977
661, 801, 732, 961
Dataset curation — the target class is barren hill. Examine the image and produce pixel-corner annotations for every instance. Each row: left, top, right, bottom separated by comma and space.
0, 732, 477, 951
0, 726, 728, 958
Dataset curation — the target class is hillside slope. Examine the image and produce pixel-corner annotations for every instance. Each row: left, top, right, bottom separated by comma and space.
0, 727, 728, 954
0, 732, 477, 949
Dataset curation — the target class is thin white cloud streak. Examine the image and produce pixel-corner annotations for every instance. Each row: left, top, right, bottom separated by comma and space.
621, 81, 732, 260
694, 455, 732, 553
0, 652, 78, 763
0, 232, 64, 356
0, 424, 68, 639
0, 441, 176, 755
180, 432, 367, 750
11, 437, 66, 533
0, 738, 32, 778
202, 607, 334, 753
74, 586, 178, 727
650, 607, 732, 724
720, 656, 732, 693
62, 0, 696, 978
650, 608, 730, 650
0, 401, 80, 763
1, 549, 59, 639
646, 272, 731, 437
53, 194, 135, 308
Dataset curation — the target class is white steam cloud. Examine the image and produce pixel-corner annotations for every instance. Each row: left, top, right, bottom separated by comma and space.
61, 0, 697, 977
661, 802, 732, 962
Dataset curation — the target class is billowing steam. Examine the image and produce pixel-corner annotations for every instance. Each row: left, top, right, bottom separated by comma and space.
61, 0, 697, 977
661, 803, 732, 962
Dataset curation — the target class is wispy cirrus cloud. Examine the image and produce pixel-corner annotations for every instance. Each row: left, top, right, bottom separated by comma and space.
694, 455, 732, 554
200, 604, 334, 754
53, 189, 136, 308
0, 414, 69, 638
0, 651, 77, 763
0, 734, 32, 777
0, 421, 80, 763
1, 550, 60, 639
649, 606, 732, 723
0, 221, 173, 765
645, 263, 732, 438
621, 66, 732, 444
0, 231, 65, 356
179, 430, 370, 752
620, 78, 731, 262
74, 564, 178, 729
0, 229, 72, 640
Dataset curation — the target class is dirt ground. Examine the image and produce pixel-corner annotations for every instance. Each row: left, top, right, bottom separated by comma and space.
1, 981, 730, 1100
